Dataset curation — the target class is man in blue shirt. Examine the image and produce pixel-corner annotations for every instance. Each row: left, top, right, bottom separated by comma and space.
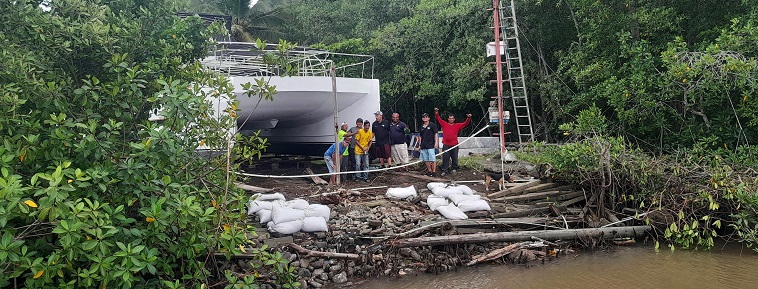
324, 137, 350, 185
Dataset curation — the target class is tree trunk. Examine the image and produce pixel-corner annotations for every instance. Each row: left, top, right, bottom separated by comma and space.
389, 226, 651, 248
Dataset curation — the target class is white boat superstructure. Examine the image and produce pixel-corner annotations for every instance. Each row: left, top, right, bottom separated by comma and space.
201, 42, 380, 155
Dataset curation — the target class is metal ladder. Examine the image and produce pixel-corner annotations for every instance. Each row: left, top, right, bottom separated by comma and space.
492, 0, 534, 143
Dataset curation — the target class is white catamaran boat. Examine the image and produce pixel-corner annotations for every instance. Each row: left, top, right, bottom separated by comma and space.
201, 42, 380, 155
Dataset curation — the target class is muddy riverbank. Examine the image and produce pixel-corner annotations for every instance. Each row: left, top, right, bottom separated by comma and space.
359, 243, 758, 289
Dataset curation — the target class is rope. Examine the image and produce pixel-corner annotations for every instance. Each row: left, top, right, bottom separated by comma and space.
235, 125, 495, 178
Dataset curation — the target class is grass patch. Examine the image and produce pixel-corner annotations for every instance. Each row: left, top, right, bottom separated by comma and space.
458, 155, 494, 172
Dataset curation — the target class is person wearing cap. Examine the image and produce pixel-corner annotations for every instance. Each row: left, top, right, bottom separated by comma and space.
434, 108, 472, 176
354, 120, 373, 182
324, 137, 350, 185
372, 111, 392, 168
417, 113, 439, 176
389, 113, 411, 170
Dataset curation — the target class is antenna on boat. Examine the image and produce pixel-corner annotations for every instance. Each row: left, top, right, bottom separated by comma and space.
331, 62, 341, 185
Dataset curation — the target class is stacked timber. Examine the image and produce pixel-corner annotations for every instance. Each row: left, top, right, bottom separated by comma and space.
486, 180, 586, 218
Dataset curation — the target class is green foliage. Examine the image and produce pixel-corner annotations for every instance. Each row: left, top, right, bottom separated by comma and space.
532, 133, 758, 251
0, 1, 298, 287
559, 104, 608, 138
234, 132, 270, 165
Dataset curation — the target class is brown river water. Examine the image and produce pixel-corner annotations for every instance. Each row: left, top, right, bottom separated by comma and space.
356, 244, 758, 289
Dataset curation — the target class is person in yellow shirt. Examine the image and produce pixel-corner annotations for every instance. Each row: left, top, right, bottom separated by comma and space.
354, 120, 373, 182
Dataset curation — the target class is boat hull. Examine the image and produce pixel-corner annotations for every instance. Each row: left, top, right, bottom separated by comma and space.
232, 76, 381, 155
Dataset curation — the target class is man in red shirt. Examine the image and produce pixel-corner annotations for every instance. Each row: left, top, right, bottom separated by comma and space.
435, 108, 471, 176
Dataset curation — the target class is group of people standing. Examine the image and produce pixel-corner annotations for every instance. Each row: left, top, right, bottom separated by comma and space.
323, 109, 471, 184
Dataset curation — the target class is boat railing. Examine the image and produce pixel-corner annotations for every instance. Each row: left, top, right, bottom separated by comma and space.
201, 42, 375, 79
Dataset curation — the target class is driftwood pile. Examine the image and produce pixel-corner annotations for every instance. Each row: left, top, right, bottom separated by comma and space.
237, 177, 651, 287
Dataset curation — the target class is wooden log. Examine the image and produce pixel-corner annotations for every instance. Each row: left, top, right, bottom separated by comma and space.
456, 227, 503, 234
467, 241, 531, 266
390, 217, 567, 240
235, 182, 274, 193
304, 168, 329, 184
288, 243, 361, 260
417, 217, 555, 228
389, 226, 652, 248
487, 180, 542, 199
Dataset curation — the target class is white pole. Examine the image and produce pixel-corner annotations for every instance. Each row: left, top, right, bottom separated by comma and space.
331, 63, 341, 185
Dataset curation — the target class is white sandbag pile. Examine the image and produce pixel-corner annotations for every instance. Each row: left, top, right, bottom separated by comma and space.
427, 182, 448, 190
436, 203, 468, 220
425, 182, 491, 219
456, 199, 491, 212
247, 194, 331, 234
447, 194, 480, 205
426, 195, 449, 211
386, 185, 418, 199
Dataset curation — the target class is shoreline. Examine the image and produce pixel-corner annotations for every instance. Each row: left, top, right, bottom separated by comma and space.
233, 155, 648, 288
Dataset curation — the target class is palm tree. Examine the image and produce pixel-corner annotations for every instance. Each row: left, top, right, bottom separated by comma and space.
186, 0, 291, 42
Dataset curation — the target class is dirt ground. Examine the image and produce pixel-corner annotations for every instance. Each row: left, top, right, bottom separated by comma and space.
238, 156, 497, 198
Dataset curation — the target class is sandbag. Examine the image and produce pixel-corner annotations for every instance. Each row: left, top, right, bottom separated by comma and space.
301, 216, 329, 232
272, 206, 305, 224
431, 186, 464, 198
248, 200, 271, 215
451, 184, 474, 195
427, 182, 448, 190
268, 220, 303, 235
426, 195, 449, 211
448, 194, 481, 205
284, 199, 309, 210
304, 204, 331, 221
457, 199, 491, 212
253, 193, 286, 202
436, 204, 468, 220
257, 209, 272, 224
386, 185, 417, 199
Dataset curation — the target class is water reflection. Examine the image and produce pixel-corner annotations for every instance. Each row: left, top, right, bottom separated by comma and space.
357, 245, 758, 289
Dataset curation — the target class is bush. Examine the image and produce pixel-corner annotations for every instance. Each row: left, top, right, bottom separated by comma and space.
531, 133, 758, 251
0, 1, 298, 287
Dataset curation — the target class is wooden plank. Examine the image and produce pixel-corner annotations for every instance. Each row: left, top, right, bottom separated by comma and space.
520, 183, 560, 194
389, 226, 653, 248
494, 190, 580, 203
492, 206, 566, 218
486, 180, 542, 199
235, 182, 274, 193
263, 236, 294, 247
560, 195, 586, 207
525, 191, 584, 205
304, 168, 328, 184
